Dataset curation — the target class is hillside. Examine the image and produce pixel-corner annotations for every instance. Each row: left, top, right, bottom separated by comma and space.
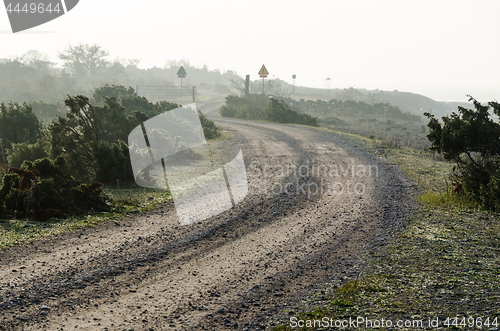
291, 85, 470, 118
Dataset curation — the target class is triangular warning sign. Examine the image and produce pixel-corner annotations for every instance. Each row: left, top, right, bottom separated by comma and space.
177, 66, 187, 78
258, 65, 269, 77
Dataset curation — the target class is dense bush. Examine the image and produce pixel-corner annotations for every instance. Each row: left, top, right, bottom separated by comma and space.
0, 85, 221, 221
0, 157, 109, 221
92, 84, 136, 105
49, 90, 219, 183
425, 96, 500, 209
92, 141, 132, 183
219, 95, 267, 120
48, 95, 129, 180
198, 111, 220, 139
220, 94, 318, 126
7, 139, 49, 168
0, 102, 41, 162
266, 99, 318, 126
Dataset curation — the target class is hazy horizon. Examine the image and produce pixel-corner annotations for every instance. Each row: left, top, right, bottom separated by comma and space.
1, 0, 499, 102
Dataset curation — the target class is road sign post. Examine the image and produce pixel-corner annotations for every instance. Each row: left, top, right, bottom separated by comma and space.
177, 66, 187, 103
245, 75, 250, 97
258, 64, 269, 97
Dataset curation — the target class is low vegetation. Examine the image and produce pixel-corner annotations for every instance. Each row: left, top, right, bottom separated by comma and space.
0, 84, 220, 243
283, 97, 421, 123
425, 96, 500, 210
271, 98, 500, 330
0, 187, 172, 249
0, 157, 109, 221
220, 94, 318, 126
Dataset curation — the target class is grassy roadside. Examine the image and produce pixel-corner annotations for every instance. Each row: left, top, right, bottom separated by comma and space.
271, 129, 500, 330
0, 188, 172, 249
0, 131, 233, 250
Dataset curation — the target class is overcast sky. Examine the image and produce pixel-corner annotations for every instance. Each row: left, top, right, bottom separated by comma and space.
1, 0, 499, 101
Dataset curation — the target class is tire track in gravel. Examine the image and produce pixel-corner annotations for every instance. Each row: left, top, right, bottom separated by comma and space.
0, 114, 417, 330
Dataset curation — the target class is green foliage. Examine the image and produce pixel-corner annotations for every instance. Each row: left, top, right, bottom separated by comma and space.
220, 95, 318, 126
121, 95, 155, 115
419, 188, 477, 209
7, 138, 49, 168
92, 84, 135, 105
279, 98, 421, 123
220, 95, 267, 120
0, 83, 220, 224
0, 102, 41, 162
198, 111, 220, 139
266, 99, 318, 126
92, 84, 180, 119
49, 95, 133, 181
0, 172, 22, 217
154, 100, 180, 114
329, 279, 360, 307
425, 96, 500, 209
92, 141, 132, 183
219, 104, 237, 118
49, 91, 219, 184
0, 157, 109, 221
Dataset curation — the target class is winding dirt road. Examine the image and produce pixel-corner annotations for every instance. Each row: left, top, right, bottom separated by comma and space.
0, 101, 416, 330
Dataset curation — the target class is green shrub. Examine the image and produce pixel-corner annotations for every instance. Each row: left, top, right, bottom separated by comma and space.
219, 95, 267, 120
7, 138, 49, 168
425, 96, 500, 209
219, 104, 236, 118
266, 99, 318, 126
220, 95, 318, 126
0, 102, 41, 162
198, 111, 220, 139
92, 141, 131, 183
0, 157, 109, 221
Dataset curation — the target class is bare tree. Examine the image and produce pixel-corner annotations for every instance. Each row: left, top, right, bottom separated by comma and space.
268, 78, 293, 98
164, 59, 191, 69
228, 76, 246, 95
16, 50, 54, 72
126, 58, 141, 68
58, 43, 129, 89
228, 76, 271, 96
59, 43, 110, 77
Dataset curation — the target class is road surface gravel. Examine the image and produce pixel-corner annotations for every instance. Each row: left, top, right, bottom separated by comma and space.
0, 101, 417, 330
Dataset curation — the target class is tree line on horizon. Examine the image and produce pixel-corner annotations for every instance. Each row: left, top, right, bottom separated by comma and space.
0, 44, 241, 108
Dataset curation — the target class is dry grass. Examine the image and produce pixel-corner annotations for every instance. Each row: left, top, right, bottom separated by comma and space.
271, 130, 500, 330
0, 188, 172, 249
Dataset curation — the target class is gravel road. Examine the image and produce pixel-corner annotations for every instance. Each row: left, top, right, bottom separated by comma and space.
0, 101, 417, 330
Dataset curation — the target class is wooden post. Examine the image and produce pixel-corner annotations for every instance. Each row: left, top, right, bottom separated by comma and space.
245, 75, 250, 98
